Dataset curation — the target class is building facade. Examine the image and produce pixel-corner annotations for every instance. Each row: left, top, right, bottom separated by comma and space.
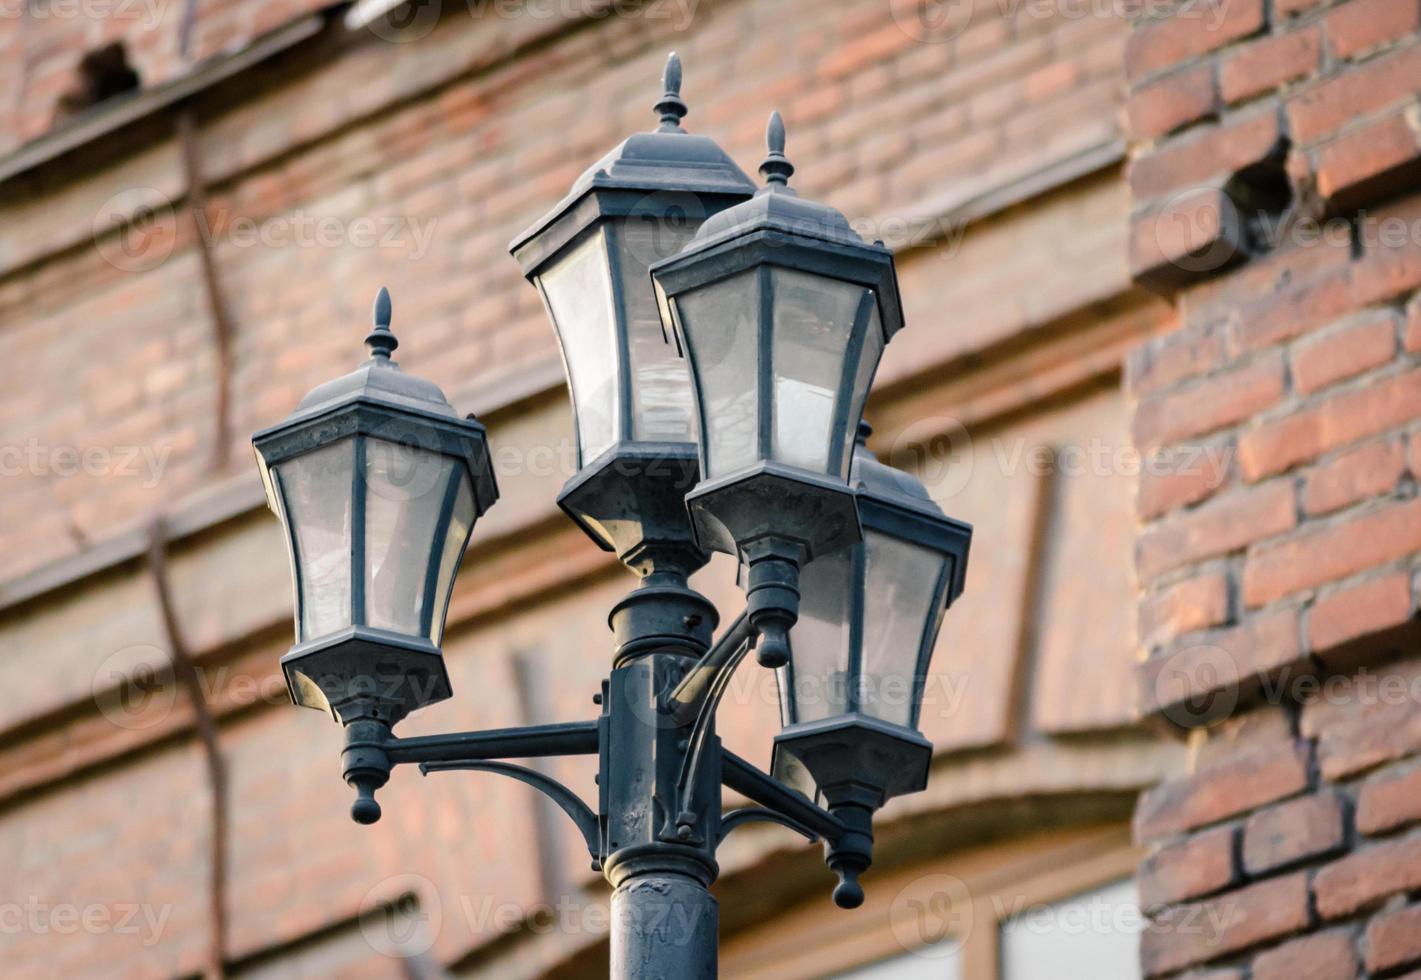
0, 0, 1417, 977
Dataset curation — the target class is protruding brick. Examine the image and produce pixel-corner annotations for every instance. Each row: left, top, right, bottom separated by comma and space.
1242, 792, 1346, 875
1366, 902, 1421, 973
1314, 832, 1421, 919
1243, 498, 1421, 607
1220, 27, 1322, 104
1291, 311, 1399, 396
1125, 0, 1266, 82
1251, 929, 1360, 980
1131, 187, 1249, 293
1326, 0, 1421, 61
1302, 438, 1407, 516
1140, 825, 1238, 911
1130, 109, 1284, 201
1135, 741, 1310, 844
1139, 481, 1296, 583
1358, 762, 1421, 835
1287, 42, 1421, 145
1308, 570, 1418, 666
1315, 107, 1421, 216
1141, 873, 1310, 977
1129, 64, 1218, 141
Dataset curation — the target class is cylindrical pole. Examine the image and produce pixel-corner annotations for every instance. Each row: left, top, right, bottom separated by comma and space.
610, 867, 718, 979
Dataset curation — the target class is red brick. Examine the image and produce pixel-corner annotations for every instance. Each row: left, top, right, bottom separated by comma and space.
1130, 109, 1285, 201
1288, 42, 1421, 145
1140, 825, 1238, 911
1292, 311, 1399, 396
1315, 107, 1421, 216
1193, 704, 1297, 772
1276, 0, 1327, 15
1135, 353, 1285, 448
1239, 369, 1421, 480
1138, 442, 1235, 518
1317, 705, 1421, 781
1368, 903, 1421, 973
1242, 792, 1346, 875
1138, 481, 1296, 582
1302, 438, 1407, 515
1129, 64, 1218, 140
1141, 873, 1310, 977
1315, 832, 1421, 918
1126, 0, 1266, 82
1251, 929, 1360, 980
1326, 0, 1421, 61
1308, 570, 1418, 664
1129, 321, 1228, 396
1407, 296, 1421, 352
1358, 762, 1421, 835
1141, 573, 1232, 650
1243, 498, 1421, 607
1134, 740, 1310, 843
1131, 187, 1250, 293
1220, 27, 1322, 104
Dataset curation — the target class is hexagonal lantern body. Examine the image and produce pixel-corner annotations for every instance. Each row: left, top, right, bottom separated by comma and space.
252, 292, 498, 731
650, 113, 906, 666
509, 54, 755, 574
770, 430, 971, 812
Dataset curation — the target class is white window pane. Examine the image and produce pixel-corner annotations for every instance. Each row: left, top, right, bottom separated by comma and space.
830, 943, 962, 980
1000, 880, 1142, 980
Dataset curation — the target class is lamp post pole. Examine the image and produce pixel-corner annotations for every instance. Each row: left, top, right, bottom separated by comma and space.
251, 55, 971, 978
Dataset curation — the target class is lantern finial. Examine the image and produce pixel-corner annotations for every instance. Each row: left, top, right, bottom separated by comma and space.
654, 52, 688, 133
759, 111, 794, 189
365, 285, 399, 361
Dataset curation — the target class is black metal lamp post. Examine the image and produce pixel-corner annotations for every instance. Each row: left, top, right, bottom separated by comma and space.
253, 56, 970, 979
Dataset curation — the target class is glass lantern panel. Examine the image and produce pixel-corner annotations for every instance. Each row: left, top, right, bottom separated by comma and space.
614, 216, 697, 444
860, 531, 948, 726
427, 467, 476, 646
675, 270, 762, 480
276, 439, 355, 642
363, 439, 459, 638
540, 229, 620, 465
783, 548, 854, 724
839, 306, 885, 478
770, 268, 869, 475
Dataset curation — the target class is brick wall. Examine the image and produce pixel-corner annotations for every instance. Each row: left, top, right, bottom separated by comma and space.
1126, 0, 1421, 976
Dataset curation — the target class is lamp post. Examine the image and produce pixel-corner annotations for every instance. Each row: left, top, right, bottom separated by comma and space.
252, 55, 970, 978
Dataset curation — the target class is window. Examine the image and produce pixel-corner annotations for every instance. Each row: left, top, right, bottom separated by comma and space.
832, 946, 962, 979
999, 880, 1142, 980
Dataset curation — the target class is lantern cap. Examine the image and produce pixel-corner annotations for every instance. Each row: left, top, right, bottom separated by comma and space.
285, 287, 461, 423
508, 53, 755, 266
682, 112, 870, 251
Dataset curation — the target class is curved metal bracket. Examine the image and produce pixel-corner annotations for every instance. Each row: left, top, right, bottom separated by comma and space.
718, 807, 819, 844
420, 760, 600, 862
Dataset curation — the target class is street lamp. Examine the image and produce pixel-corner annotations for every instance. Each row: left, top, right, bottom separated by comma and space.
650, 111, 906, 669
253, 58, 969, 979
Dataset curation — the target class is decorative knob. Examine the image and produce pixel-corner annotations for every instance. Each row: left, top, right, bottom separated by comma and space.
653, 52, 688, 133
759, 111, 795, 188
365, 286, 399, 361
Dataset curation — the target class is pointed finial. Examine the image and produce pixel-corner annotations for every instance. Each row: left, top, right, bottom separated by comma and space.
653, 52, 688, 132
759, 111, 794, 188
365, 286, 399, 361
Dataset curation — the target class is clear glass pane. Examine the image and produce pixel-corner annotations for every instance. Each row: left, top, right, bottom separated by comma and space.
831, 945, 962, 980
363, 438, 457, 638
861, 533, 947, 726
770, 268, 866, 475
839, 306, 884, 478
615, 217, 697, 444
428, 469, 475, 646
276, 439, 355, 642
783, 548, 854, 724
1000, 880, 1142, 980
540, 230, 620, 464
676, 270, 761, 480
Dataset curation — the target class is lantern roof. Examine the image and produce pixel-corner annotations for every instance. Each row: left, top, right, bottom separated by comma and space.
508, 53, 756, 272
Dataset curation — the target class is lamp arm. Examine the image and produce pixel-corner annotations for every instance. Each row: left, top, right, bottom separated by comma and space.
719, 749, 845, 842
664, 610, 752, 725
718, 807, 819, 844
383, 720, 599, 766
420, 760, 601, 864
